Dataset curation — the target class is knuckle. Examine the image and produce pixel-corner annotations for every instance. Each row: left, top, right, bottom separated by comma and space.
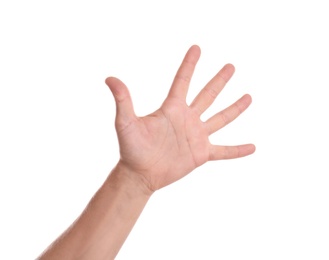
205, 87, 218, 99
219, 112, 230, 125
175, 74, 191, 83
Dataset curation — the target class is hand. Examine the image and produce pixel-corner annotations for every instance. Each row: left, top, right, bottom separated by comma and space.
105, 45, 255, 192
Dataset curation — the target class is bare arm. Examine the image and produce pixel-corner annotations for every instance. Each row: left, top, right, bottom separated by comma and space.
37, 45, 255, 259
38, 164, 152, 259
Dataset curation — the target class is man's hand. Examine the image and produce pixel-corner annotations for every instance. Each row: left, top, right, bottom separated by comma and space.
38, 45, 256, 260
105, 45, 255, 192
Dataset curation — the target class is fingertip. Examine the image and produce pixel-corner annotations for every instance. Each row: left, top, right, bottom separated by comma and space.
243, 93, 252, 104
188, 45, 201, 60
105, 76, 119, 88
190, 44, 201, 53
224, 63, 235, 73
241, 143, 256, 158
104, 77, 130, 103
240, 143, 256, 158
217, 63, 235, 83
105, 77, 110, 85
105, 77, 118, 97
249, 143, 256, 154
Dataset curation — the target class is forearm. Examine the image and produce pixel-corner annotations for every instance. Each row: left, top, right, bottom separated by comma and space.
38, 163, 153, 260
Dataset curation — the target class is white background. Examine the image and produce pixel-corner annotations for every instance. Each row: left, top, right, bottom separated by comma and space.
0, 1, 328, 259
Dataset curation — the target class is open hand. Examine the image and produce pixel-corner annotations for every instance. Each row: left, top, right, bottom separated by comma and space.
105, 45, 255, 192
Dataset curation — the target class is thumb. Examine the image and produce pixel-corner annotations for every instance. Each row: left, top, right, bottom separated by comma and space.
105, 77, 136, 129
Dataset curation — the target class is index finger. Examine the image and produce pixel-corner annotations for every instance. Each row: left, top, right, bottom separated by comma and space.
167, 45, 201, 100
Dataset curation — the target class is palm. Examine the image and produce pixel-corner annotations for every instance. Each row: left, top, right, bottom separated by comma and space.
117, 98, 209, 189
106, 45, 255, 191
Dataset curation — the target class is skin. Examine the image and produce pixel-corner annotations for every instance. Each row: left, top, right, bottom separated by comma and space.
37, 45, 255, 259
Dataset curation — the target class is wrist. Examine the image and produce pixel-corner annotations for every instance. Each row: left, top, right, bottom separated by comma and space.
106, 161, 154, 198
